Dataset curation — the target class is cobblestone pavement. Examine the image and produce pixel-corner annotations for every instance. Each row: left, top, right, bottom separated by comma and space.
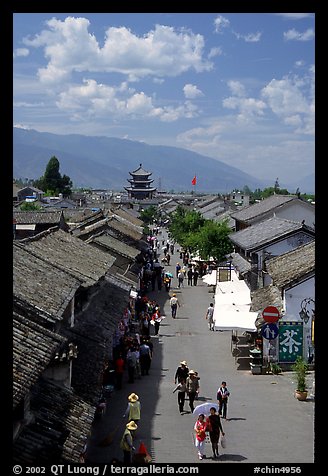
86, 232, 315, 465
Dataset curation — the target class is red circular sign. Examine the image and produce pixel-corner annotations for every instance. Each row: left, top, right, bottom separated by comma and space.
262, 305, 280, 323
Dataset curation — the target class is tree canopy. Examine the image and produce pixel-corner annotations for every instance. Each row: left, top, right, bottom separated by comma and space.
33, 156, 72, 197
168, 206, 233, 262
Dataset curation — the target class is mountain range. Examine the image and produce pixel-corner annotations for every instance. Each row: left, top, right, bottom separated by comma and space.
13, 127, 314, 193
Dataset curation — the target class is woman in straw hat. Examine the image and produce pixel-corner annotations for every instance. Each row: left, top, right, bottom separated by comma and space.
123, 393, 141, 423
120, 420, 138, 463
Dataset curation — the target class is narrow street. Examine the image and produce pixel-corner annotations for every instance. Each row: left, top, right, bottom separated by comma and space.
86, 231, 314, 464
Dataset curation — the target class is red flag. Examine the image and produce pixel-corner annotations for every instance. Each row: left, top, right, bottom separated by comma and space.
192, 175, 197, 186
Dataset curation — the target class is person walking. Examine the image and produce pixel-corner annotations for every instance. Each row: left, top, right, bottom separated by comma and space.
123, 393, 141, 424
178, 270, 185, 288
174, 360, 189, 384
193, 268, 199, 286
175, 263, 181, 279
173, 377, 187, 414
120, 421, 138, 463
205, 303, 215, 331
114, 353, 125, 390
152, 307, 163, 336
217, 381, 230, 419
187, 267, 193, 286
194, 414, 207, 460
126, 346, 137, 383
206, 407, 225, 459
170, 293, 180, 318
186, 370, 200, 413
139, 340, 152, 375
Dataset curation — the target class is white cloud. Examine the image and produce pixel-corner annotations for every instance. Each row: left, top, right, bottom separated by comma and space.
233, 31, 262, 42
208, 47, 222, 59
13, 48, 29, 58
214, 16, 230, 33
56, 78, 200, 122
13, 123, 31, 129
183, 83, 204, 99
276, 13, 313, 20
283, 28, 315, 41
23, 17, 213, 84
223, 80, 266, 122
176, 117, 314, 183
227, 80, 246, 97
261, 75, 314, 135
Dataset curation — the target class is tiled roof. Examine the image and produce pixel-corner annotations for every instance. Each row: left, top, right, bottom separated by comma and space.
13, 243, 81, 319
250, 285, 283, 313
13, 378, 95, 464
227, 252, 251, 275
112, 206, 143, 226
107, 216, 144, 242
266, 241, 315, 289
91, 233, 140, 260
231, 195, 298, 223
13, 210, 63, 224
229, 216, 314, 251
17, 228, 115, 287
63, 276, 131, 403
13, 311, 67, 409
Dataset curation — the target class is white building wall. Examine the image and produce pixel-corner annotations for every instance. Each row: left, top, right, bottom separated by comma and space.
276, 202, 315, 228
283, 277, 315, 361
256, 233, 314, 273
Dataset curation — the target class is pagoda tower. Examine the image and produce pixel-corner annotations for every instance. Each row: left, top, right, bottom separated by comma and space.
124, 164, 157, 199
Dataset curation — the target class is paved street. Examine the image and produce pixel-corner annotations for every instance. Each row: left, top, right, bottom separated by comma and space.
86, 235, 315, 465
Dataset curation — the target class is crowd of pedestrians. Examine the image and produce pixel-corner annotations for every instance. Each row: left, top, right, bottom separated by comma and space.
93, 225, 230, 464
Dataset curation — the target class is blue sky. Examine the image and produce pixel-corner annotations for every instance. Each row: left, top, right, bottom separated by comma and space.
13, 12, 315, 185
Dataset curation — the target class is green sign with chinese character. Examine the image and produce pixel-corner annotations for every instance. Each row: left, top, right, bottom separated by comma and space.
279, 323, 303, 363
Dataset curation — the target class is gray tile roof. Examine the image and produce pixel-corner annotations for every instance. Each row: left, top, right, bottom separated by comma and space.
250, 285, 283, 313
266, 241, 315, 289
14, 243, 82, 319
13, 210, 63, 224
18, 228, 115, 287
231, 195, 297, 223
107, 216, 144, 241
112, 206, 143, 226
13, 311, 67, 409
13, 378, 95, 464
227, 252, 251, 275
229, 216, 313, 251
91, 233, 140, 260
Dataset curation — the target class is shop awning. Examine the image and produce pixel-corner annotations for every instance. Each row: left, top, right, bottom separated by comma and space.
213, 307, 258, 332
202, 271, 217, 285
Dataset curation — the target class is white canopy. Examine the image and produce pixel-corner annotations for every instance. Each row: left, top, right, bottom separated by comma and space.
213, 269, 257, 331
213, 308, 258, 332
202, 271, 217, 285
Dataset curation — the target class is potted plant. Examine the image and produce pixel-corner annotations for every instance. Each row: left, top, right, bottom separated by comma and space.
293, 356, 308, 401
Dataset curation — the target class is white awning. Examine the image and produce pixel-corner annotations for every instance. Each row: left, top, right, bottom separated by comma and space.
202, 271, 217, 285
213, 308, 258, 332
213, 269, 256, 331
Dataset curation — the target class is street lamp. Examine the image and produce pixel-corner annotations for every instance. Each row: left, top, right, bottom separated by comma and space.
299, 298, 315, 324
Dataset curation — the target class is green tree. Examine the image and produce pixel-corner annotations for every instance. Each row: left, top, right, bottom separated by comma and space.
169, 207, 205, 248
186, 219, 233, 262
34, 156, 72, 196
20, 202, 41, 211
140, 206, 158, 225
